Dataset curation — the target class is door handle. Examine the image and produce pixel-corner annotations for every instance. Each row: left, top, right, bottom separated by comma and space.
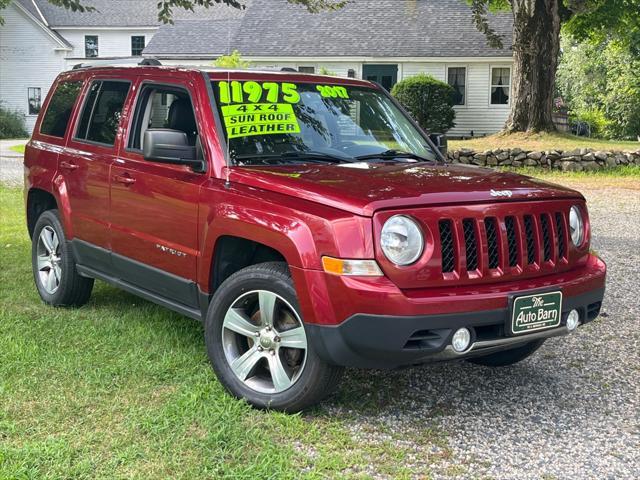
60, 161, 79, 171
113, 174, 136, 186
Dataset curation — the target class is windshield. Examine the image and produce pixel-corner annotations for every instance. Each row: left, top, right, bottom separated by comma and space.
211, 79, 437, 165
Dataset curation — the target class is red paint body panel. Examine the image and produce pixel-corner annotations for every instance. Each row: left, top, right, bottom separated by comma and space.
25, 66, 606, 331
292, 255, 606, 325
228, 164, 583, 216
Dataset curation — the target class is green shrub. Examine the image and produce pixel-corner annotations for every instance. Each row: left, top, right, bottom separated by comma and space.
570, 107, 611, 137
390, 74, 456, 133
0, 104, 28, 139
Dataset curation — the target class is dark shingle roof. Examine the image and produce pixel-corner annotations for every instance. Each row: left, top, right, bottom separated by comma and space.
145, 0, 513, 58
31, 0, 248, 27
145, 19, 243, 56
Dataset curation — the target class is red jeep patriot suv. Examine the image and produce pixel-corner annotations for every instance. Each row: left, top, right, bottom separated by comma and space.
25, 63, 606, 411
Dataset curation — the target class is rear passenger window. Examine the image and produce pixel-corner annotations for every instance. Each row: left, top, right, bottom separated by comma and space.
75, 80, 130, 146
40, 81, 83, 138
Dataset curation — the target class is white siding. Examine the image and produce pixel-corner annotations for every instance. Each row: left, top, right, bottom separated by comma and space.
0, 3, 68, 132
447, 62, 512, 137
58, 28, 158, 61
402, 62, 445, 80
397, 61, 512, 137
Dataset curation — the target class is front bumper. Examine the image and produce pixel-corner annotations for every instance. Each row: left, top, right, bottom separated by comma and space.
306, 286, 605, 368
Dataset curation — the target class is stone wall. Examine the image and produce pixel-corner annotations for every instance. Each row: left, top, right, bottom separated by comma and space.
448, 147, 640, 171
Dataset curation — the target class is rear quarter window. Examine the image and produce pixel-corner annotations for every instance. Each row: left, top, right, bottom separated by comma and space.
39, 81, 84, 138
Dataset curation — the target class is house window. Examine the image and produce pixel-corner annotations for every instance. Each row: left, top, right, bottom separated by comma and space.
447, 67, 466, 106
85, 35, 99, 58
131, 36, 145, 56
298, 66, 315, 74
491, 67, 511, 105
28, 87, 42, 115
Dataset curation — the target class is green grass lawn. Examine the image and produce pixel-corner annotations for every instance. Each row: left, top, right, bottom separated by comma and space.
0, 186, 451, 479
449, 131, 640, 152
9, 145, 26, 154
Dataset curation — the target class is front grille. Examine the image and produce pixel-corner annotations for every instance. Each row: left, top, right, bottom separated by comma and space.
524, 215, 537, 265
485, 217, 500, 269
505, 216, 518, 267
438, 209, 570, 277
555, 212, 566, 260
540, 214, 552, 262
463, 219, 479, 271
439, 220, 455, 273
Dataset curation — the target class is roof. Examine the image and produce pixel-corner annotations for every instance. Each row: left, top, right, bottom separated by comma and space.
144, 0, 513, 58
12, 0, 73, 48
24, 0, 248, 28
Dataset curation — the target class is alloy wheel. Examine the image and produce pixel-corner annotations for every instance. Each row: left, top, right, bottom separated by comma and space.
222, 290, 308, 394
36, 226, 62, 294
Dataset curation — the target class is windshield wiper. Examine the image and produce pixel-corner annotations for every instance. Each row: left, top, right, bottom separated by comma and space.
355, 149, 434, 164
234, 151, 354, 165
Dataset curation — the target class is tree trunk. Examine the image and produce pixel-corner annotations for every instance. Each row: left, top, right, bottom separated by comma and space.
505, 0, 561, 132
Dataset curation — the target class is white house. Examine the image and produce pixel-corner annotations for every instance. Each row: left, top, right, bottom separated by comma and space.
1, 0, 514, 137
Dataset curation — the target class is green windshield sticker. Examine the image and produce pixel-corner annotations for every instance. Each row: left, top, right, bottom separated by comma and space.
218, 81, 300, 104
316, 85, 349, 99
221, 103, 300, 139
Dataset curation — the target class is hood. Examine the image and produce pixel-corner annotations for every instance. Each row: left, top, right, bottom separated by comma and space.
228, 162, 583, 216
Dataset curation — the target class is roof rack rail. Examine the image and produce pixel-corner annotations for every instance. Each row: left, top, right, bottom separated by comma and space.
72, 57, 162, 70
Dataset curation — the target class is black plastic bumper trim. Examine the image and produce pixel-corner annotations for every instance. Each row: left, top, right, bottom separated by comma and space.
306, 287, 605, 369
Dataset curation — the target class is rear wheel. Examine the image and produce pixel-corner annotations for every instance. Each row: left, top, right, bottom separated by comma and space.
204, 262, 342, 411
31, 209, 94, 306
467, 339, 545, 367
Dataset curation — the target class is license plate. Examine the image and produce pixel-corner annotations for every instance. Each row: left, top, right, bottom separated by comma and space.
511, 291, 563, 335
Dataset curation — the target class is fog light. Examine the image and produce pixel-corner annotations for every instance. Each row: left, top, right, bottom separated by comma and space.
566, 309, 580, 331
452, 328, 471, 353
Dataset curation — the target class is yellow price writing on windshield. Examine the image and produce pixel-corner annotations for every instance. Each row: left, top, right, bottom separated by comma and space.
219, 81, 300, 104
316, 85, 349, 99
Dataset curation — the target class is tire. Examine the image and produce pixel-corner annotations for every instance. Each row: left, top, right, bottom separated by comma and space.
467, 339, 545, 367
204, 262, 343, 412
31, 209, 94, 307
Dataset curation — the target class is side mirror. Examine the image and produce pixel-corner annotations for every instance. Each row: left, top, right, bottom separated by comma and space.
429, 133, 448, 157
143, 129, 205, 172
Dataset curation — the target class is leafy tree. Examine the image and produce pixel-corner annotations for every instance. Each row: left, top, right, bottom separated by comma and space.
0, 0, 347, 24
469, 0, 640, 133
391, 74, 456, 133
214, 50, 251, 68
557, 35, 640, 139
318, 67, 337, 76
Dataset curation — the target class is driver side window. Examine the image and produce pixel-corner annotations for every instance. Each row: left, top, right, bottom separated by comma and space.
128, 84, 199, 152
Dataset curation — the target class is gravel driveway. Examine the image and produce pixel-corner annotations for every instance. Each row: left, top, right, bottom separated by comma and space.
0, 139, 26, 187
325, 180, 639, 479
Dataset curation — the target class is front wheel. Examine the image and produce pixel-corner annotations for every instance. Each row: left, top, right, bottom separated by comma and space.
204, 262, 342, 412
467, 339, 545, 367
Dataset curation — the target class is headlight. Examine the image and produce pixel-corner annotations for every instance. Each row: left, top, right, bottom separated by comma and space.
380, 215, 424, 265
569, 206, 584, 246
